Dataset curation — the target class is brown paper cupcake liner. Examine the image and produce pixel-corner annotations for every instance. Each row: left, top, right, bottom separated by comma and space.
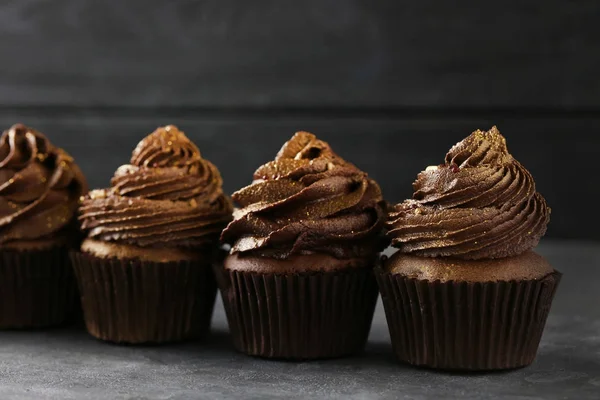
0, 247, 77, 329
71, 251, 217, 344
376, 269, 562, 370
215, 265, 379, 360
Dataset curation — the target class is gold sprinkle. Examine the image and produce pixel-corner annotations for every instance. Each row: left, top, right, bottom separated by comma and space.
8, 178, 14, 184
88, 190, 107, 200
168, 141, 173, 146
41, 177, 47, 183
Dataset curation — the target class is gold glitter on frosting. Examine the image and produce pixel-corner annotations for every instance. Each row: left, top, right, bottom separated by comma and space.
79, 126, 232, 248
387, 126, 550, 260
131, 125, 202, 168
221, 131, 386, 259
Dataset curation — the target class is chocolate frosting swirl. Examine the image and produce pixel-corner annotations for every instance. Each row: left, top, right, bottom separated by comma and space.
221, 131, 386, 259
0, 124, 87, 244
387, 126, 550, 259
79, 125, 232, 248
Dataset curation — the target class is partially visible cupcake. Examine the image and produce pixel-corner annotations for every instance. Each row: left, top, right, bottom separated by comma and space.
71, 125, 232, 344
219, 132, 386, 359
377, 126, 561, 370
0, 124, 87, 328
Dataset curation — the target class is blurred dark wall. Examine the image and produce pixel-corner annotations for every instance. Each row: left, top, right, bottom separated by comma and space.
0, 1, 598, 240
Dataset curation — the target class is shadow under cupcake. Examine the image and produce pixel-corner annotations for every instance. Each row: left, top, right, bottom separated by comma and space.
377, 126, 561, 371
71, 125, 232, 344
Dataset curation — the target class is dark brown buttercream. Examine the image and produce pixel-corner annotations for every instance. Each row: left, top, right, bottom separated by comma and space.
387, 126, 550, 259
221, 131, 386, 259
0, 124, 87, 245
79, 125, 232, 249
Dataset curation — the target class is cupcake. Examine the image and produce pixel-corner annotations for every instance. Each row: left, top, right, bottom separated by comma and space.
218, 131, 386, 359
0, 124, 87, 328
71, 125, 232, 344
378, 126, 561, 370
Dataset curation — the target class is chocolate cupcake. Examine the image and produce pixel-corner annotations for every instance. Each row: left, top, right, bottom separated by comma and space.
0, 124, 87, 328
218, 132, 386, 359
378, 126, 561, 370
71, 125, 232, 344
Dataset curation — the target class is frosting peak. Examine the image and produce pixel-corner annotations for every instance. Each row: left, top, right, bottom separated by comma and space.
445, 126, 512, 167
387, 127, 550, 260
0, 124, 50, 169
131, 125, 202, 168
0, 124, 87, 244
222, 131, 386, 259
276, 131, 343, 163
79, 126, 232, 248
252, 132, 351, 182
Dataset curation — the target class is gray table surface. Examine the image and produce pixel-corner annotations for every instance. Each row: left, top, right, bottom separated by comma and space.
0, 240, 598, 400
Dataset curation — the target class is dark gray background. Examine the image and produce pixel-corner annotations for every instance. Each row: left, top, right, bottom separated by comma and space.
0, 4, 598, 399
0, 1, 598, 240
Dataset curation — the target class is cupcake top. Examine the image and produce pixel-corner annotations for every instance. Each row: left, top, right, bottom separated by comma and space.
0, 124, 87, 245
387, 126, 550, 260
79, 125, 232, 249
221, 131, 386, 259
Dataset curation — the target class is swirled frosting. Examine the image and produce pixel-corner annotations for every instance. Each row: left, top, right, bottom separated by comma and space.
0, 124, 87, 244
387, 126, 550, 259
79, 125, 232, 248
221, 131, 386, 259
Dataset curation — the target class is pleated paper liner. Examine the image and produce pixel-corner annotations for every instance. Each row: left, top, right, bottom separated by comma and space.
71, 251, 217, 344
376, 269, 562, 371
215, 265, 379, 360
0, 246, 77, 329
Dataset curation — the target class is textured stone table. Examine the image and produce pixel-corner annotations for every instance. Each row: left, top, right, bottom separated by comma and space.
1, 240, 598, 399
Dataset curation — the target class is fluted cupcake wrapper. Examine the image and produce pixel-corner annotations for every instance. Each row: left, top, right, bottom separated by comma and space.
214, 265, 379, 360
376, 269, 562, 370
70, 251, 217, 344
0, 247, 77, 329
